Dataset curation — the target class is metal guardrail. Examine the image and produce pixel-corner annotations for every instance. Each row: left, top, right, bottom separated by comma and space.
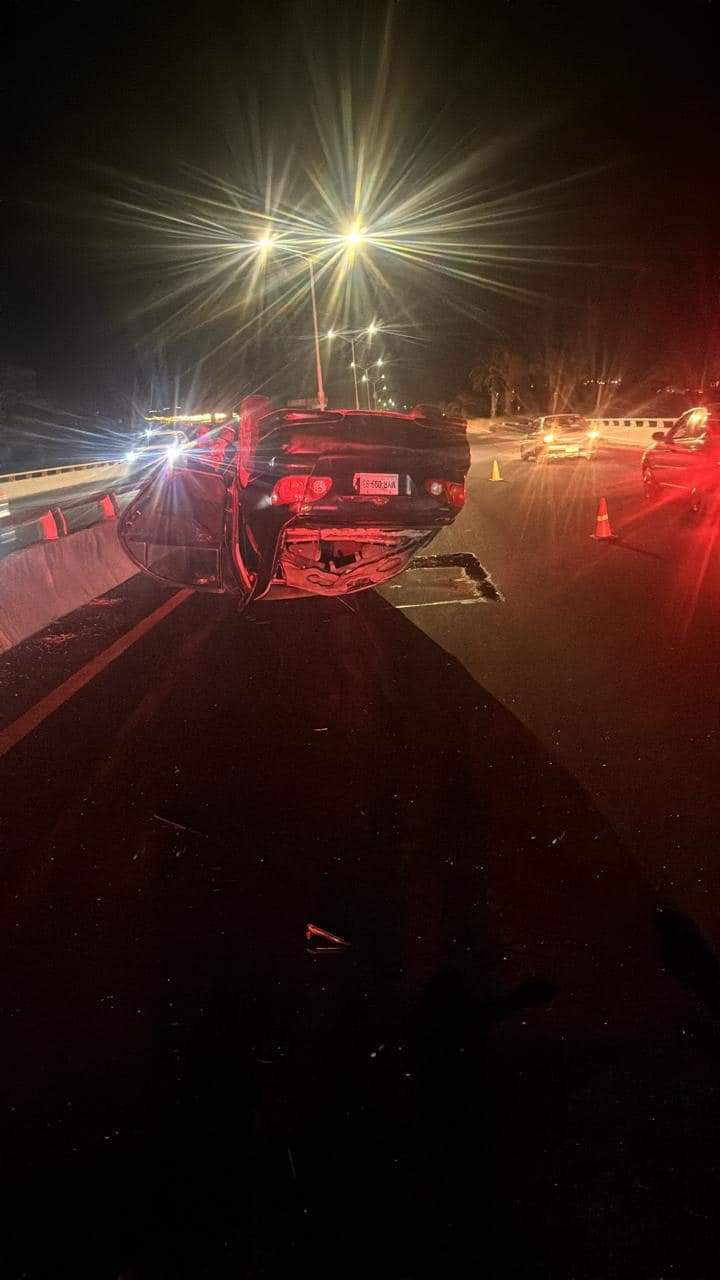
0, 459, 119, 484
0, 479, 140, 560
589, 418, 675, 430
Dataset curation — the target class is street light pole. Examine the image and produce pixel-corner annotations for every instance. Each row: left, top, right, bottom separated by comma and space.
258, 237, 326, 411
306, 256, 327, 412
329, 331, 361, 410
352, 325, 379, 409
350, 337, 360, 410
327, 324, 381, 411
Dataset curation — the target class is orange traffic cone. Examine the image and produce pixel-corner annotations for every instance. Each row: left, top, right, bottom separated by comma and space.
592, 496, 614, 541
37, 510, 59, 541
98, 493, 118, 520
490, 458, 504, 482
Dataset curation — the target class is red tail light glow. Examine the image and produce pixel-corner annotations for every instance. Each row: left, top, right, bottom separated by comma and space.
424, 478, 466, 508
271, 475, 333, 506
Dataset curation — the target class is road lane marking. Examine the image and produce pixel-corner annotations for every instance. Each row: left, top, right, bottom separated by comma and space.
0, 589, 193, 761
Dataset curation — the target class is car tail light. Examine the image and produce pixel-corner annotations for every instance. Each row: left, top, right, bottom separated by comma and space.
271, 475, 333, 506
445, 482, 465, 508
543, 432, 555, 443
424, 478, 466, 508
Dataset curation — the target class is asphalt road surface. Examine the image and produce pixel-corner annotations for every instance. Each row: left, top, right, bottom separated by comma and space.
2, 434, 720, 1278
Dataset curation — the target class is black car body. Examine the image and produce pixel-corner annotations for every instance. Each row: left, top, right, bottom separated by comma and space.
642, 405, 720, 509
118, 408, 470, 602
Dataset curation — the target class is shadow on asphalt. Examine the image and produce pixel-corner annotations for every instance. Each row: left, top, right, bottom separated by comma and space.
1, 591, 718, 1278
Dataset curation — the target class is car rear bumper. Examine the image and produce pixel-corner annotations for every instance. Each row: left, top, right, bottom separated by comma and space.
274, 527, 436, 597
522, 441, 596, 460
544, 445, 592, 459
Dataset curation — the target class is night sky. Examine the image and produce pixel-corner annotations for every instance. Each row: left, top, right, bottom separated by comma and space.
1, 0, 718, 414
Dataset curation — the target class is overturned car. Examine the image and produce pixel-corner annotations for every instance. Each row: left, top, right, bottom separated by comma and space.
118, 403, 470, 604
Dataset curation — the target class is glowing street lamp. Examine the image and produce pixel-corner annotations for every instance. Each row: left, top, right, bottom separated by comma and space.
342, 224, 366, 249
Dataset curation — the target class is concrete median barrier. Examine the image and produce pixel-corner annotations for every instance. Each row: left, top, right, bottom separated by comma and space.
0, 519, 135, 653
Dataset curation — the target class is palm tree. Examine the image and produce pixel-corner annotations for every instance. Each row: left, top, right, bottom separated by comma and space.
470, 345, 527, 417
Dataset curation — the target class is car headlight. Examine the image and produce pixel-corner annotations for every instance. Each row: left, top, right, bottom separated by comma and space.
166, 444, 181, 461
543, 432, 555, 444
125, 450, 137, 461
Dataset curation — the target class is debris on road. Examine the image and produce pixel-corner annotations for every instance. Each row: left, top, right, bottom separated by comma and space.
153, 813, 209, 839
409, 553, 503, 602
36, 632, 77, 649
306, 921, 352, 952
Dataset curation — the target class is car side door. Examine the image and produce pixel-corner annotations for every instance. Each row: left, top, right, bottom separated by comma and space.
118, 462, 244, 594
522, 418, 542, 455
651, 411, 701, 489
689, 414, 720, 495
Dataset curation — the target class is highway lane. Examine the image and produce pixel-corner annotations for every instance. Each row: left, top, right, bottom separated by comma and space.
413, 434, 720, 938
1, 440, 720, 1278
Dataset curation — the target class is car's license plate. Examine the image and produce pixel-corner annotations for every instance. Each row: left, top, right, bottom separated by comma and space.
354, 472, 399, 495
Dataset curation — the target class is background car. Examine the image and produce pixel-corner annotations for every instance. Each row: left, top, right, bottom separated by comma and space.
489, 415, 533, 434
408, 403, 447, 419
124, 429, 190, 468
119, 407, 471, 602
520, 414, 599, 462
642, 405, 720, 511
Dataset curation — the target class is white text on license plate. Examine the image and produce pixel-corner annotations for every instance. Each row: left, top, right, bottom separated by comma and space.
354, 472, 399, 496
